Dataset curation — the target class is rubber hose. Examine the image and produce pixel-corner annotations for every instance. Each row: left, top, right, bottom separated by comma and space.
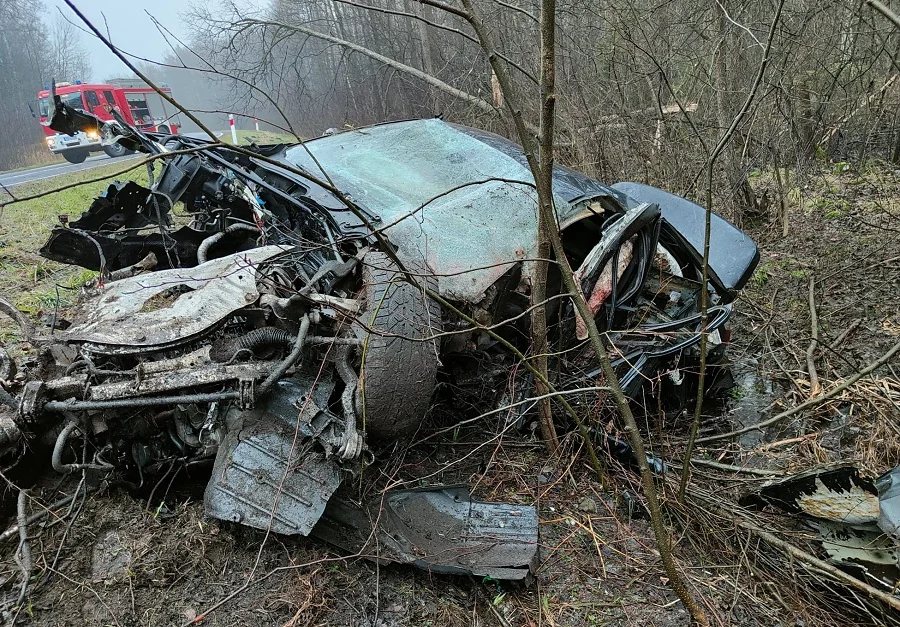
214, 327, 295, 363
258, 315, 310, 395
197, 223, 260, 264
51, 415, 113, 474
235, 327, 293, 353
334, 344, 359, 425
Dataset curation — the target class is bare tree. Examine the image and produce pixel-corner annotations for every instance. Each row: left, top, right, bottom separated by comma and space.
48, 14, 91, 83
0, 0, 55, 169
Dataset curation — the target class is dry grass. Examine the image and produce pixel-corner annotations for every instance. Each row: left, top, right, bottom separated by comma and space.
0, 158, 897, 624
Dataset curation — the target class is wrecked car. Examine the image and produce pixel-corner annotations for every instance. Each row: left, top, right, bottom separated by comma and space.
0, 91, 759, 580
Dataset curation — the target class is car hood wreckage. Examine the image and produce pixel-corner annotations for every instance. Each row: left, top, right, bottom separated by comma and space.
0, 89, 759, 581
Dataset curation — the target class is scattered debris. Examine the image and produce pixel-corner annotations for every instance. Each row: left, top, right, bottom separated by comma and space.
743, 462, 900, 592
877, 466, 900, 539
0, 91, 759, 581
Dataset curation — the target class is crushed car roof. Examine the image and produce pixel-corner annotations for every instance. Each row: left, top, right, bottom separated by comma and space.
284, 119, 625, 301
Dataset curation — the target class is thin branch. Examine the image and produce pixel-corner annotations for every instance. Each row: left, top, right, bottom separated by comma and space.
693, 488, 900, 614
234, 17, 499, 114
15, 489, 31, 605
687, 0, 786, 193
415, 0, 470, 20
1, 146, 223, 208
805, 275, 820, 397
63, 0, 218, 141
488, 0, 539, 24
334, 0, 538, 84
867, 0, 900, 30
679, 0, 785, 497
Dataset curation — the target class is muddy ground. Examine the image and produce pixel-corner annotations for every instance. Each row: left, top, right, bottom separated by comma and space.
0, 160, 897, 625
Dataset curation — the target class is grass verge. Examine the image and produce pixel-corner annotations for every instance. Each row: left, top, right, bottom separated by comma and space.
0, 160, 150, 340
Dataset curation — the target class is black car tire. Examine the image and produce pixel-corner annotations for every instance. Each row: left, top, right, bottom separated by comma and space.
102, 143, 128, 158
357, 252, 440, 439
62, 149, 88, 164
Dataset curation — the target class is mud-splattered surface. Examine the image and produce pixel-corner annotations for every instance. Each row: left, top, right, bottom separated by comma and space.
0, 444, 707, 626
0, 163, 898, 625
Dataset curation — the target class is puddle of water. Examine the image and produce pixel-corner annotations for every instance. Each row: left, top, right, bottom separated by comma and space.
723, 357, 781, 448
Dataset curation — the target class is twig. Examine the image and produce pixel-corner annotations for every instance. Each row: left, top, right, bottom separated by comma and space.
805, 275, 820, 397
696, 339, 900, 443
688, 485, 900, 614
16, 489, 31, 605
333, 0, 537, 85
1, 146, 222, 209
0, 487, 98, 542
64, 0, 218, 141
828, 318, 862, 351
45, 566, 122, 626
488, 0, 538, 23
233, 17, 498, 115
742, 523, 900, 613
49, 473, 86, 576
686, 459, 784, 476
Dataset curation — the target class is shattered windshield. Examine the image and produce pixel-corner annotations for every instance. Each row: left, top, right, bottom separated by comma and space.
285, 119, 539, 225
284, 119, 569, 300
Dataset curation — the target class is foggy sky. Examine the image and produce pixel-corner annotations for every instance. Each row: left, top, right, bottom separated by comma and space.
44, 0, 194, 82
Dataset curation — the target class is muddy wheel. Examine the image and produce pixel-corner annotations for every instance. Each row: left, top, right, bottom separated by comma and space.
62, 149, 88, 164
358, 252, 440, 440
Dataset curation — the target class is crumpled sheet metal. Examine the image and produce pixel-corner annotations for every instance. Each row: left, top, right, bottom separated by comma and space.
61, 245, 292, 353
876, 466, 900, 539
808, 519, 900, 592
311, 485, 539, 581
743, 463, 900, 593
810, 519, 900, 567
741, 462, 879, 525
286, 119, 547, 303
205, 379, 345, 536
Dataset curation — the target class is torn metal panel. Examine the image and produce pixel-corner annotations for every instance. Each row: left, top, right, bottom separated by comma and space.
741, 463, 879, 525
742, 464, 900, 593
205, 378, 345, 536
311, 485, 539, 581
206, 427, 342, 535
810, 520, 900, 568
808, 520, 900, 592
60, 245, 292, 354
876, 466, 900, 539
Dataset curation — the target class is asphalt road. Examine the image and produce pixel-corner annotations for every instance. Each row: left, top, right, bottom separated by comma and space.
0, 133, 220, 190
0, 153, 141, 189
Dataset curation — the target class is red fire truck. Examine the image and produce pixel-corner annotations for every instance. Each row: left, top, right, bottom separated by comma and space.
37, 79, 182, 163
